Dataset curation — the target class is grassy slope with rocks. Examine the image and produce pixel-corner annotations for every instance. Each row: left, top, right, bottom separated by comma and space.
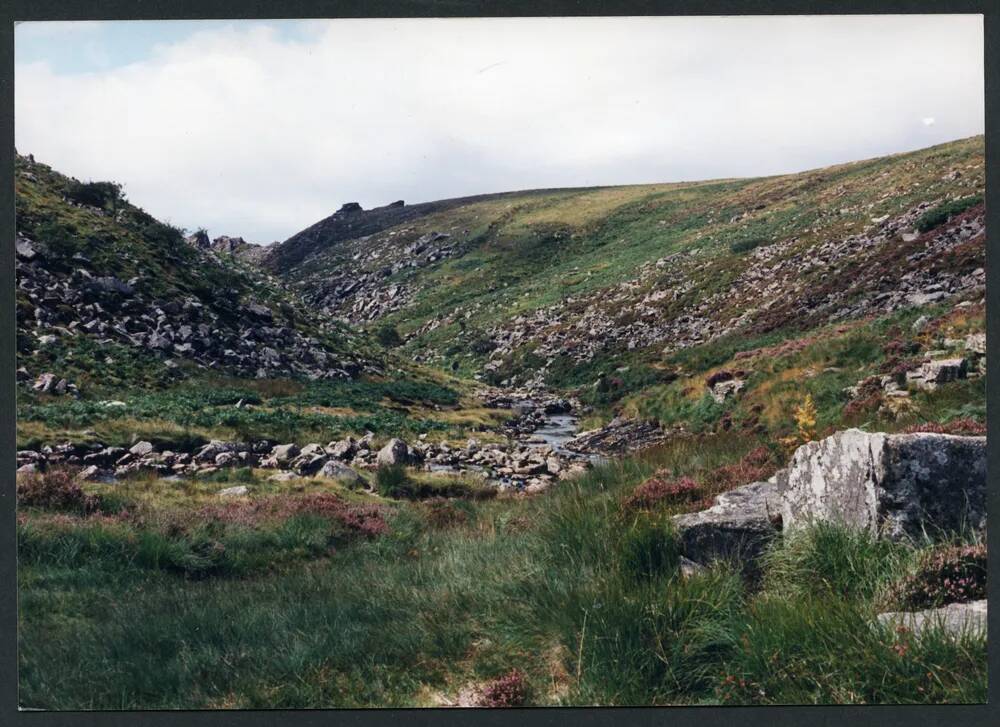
277, 136, 983, 403
16, 138, 987, 707
15, 153, 491, 453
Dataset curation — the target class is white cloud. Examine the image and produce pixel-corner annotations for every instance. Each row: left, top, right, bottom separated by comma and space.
923, 117, 937, 126
15, 16, 985, 243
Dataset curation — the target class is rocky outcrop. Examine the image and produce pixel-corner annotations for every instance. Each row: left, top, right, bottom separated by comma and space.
15, 235, 365, 380
906, 357, 969, 391
266, 189, 544, 275
778, 429, 986, 541
565, 417, 669, 456
15, 154, 369, 383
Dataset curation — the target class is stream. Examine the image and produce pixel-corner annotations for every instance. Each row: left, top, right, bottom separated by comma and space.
522, 413, 585, 458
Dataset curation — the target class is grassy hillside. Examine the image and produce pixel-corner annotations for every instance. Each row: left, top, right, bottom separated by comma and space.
279, 136, 985, 438
280, 137, 982, 363
14, 154, 489, 451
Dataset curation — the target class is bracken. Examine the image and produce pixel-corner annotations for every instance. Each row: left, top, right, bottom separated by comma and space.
624, 475, 701, 510
902, 418, 986, 436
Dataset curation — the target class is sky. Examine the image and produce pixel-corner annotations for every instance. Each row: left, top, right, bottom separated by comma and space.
15, 16, 985, 244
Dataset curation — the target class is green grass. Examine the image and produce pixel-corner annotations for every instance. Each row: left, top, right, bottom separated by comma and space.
17, 433, 986, 708
17, 370, 467, 450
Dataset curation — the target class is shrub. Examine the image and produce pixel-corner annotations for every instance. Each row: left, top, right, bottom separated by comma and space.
66, 180, 124, 210
478, 669, 529, 707
374, 324, 403, 348
780, 394, 817, 451
198, 493, 389, 540
842, 392, 882, 420
793, 394, 817, 442
689, 393, 727, 432
141, 219, 186, 251
730, 238, 767, 254
624, 475, 701, 510
706, 369, 737, 388
17, 469, 98, 514
703, 446, 778, 495
884, 544, 986, 610
882, 337, 919, 358
914, 195, 982, 233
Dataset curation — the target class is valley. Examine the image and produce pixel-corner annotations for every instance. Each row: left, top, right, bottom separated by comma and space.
14, 136, 987, 708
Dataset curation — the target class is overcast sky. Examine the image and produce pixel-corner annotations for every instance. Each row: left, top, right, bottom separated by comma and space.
15, 16, 984, 244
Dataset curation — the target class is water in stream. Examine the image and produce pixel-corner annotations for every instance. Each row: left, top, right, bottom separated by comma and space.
523, 414, 580, 457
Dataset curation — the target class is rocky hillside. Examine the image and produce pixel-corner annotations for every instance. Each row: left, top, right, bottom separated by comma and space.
15, 153, 380, 387
273, 137, 984, 392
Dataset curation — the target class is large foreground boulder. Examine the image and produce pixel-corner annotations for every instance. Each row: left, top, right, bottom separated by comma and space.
672, 480, 781, 576
778, 429, 985, 541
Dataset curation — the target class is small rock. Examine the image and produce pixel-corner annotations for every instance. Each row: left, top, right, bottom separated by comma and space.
32, 373, 57, 393
129, 441, 155, 457
214, 452, 238, 467
318, 459, 364, 487
918, 357, 968, 388
709, 378, 745, 404
15, 237, 38, 260
377, 438, 411, 467
77, 465, 114, 483
218, 485, 249, 497
678, 556, 707, 578
327, 438, 357, 460
964, 333, 986, 356
270, 443, 300, 465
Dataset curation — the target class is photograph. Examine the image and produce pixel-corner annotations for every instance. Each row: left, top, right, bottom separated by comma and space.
13, 13, 987, 709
